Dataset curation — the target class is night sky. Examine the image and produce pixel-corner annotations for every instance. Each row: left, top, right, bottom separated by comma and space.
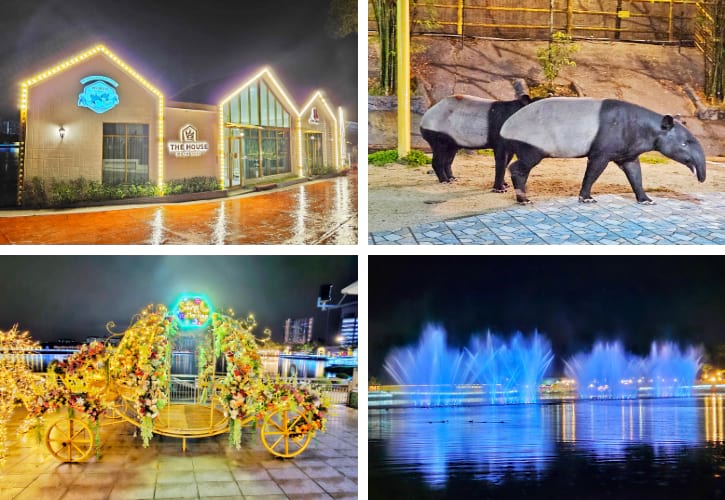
0, 255, 357, 344
0, 0, 357, 120
370, 256, 725, 380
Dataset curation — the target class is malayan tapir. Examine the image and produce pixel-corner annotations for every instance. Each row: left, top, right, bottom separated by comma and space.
420, 94, 532, 192
500, 97, 706, 204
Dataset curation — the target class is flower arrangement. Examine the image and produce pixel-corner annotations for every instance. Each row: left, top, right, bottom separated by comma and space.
108, 304, 177, 446
258, 380, 329, 437
26, 340, 111, 455
212, 313, 265, 448
0, 325, 40, 463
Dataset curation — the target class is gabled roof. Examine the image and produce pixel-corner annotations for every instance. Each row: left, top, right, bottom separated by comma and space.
218, 67, 299, 114
19, 43, 163, 111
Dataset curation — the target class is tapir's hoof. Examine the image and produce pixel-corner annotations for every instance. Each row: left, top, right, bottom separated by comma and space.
449, 176, 458, 182
578, 196, 597, 203
492, 186, 508, 193
637, 199, 656, 205
516, 198, 532, 205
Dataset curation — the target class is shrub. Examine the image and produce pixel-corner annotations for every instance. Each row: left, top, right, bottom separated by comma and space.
368, 149, 399, 166
536, 32, 579, 91
400, 150, 432, 166
165, 176, 220, 194
310, 165, 338, 176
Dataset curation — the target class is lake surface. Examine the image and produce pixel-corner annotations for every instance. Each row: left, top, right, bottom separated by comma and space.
0, 146, 18, 206
369, 396, 725, 499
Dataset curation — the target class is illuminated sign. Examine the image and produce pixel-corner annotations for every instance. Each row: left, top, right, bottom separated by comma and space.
308, 107, 320, 124
172, 295, 213, 329
167, 124, 210, 158
77, 75, 119, 114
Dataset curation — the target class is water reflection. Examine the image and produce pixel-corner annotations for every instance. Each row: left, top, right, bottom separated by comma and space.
370, 397, 723, 488
705, 394, 724, 442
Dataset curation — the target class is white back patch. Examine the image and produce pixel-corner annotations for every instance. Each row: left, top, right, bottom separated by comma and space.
500, 98, 603, 157
420, 96, 494, 148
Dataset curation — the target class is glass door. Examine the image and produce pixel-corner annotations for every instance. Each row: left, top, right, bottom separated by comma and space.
305, 132, 323, 173
227, 136, 241, 188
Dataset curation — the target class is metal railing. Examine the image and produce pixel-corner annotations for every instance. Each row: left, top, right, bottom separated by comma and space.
369, 0, 711, 43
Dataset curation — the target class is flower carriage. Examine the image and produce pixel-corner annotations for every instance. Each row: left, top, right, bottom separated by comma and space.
22, 299, 328, 463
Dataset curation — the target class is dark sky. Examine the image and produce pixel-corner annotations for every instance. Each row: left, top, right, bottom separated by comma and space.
370, 256, 725, 379
0, 255, 357, 344
0, 0, 357, 120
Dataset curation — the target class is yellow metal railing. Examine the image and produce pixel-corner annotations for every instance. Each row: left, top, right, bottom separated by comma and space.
369, 0, 708, 42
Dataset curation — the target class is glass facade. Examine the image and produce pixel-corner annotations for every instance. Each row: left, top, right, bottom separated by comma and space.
102, 123, 149, 184
223, 80, 292, 186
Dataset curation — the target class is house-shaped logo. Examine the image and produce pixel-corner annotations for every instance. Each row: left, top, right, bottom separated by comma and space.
167, 123, 209, 158
181, 124, 198, 142
309, 107, 320, 124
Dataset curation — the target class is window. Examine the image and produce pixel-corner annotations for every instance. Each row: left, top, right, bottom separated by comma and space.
102, 123, 149, 184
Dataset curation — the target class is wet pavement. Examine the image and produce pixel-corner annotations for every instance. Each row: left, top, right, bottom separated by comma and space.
369, 192, 725, 245
0, 174, 357, 245
0, 404, 357, 499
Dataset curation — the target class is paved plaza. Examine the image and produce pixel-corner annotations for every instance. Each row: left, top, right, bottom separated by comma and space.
369, 192, 725, 245
0, 174, 357, 245
0, 405, 358, 499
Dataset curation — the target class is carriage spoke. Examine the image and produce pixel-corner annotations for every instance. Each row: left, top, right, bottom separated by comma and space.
271, 434, 285, 450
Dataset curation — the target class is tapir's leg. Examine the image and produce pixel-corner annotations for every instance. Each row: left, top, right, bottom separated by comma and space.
492, 147, 509, 193
508, 145, 542, 204
616, 158, 654, 204
431, 142, 458, 183
578, 155, 610, 203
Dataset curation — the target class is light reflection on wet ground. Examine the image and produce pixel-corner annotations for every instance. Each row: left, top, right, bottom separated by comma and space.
369, 395, 725, 498
0, 173, 357, 245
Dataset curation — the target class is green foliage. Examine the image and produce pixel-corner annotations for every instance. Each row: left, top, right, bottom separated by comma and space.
476, 149, 495, 156
700, 0, 725, 102
368, 149, 399, 166
22, 176, 220, 208
400, 149, 431, 166
310, 164, 338, 176
326, 0, 358, 38
536, 32, 579, 91
164, 176, 220, 195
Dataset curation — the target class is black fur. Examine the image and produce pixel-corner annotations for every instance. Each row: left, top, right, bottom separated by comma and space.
420, 95, 531, 191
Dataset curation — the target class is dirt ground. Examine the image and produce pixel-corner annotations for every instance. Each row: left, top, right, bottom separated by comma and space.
368, 153, 725, 232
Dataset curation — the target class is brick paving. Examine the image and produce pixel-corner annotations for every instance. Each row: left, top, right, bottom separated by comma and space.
369, 193, 725, 245
0, 405, 357, 499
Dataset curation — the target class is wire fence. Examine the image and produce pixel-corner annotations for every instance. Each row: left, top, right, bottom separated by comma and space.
369, 1, 711, 43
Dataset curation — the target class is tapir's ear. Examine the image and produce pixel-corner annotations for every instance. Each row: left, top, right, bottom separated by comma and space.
519, 94, 532, 105
661, 115, 675, 131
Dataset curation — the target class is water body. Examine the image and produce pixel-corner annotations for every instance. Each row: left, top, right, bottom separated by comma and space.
369, 396, 725, 499
0, 146, 18, 207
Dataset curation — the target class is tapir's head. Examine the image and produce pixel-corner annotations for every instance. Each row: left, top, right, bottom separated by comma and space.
655, 115, 706, 182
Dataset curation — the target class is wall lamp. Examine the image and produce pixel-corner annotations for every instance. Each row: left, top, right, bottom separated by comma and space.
58, 126, 66, 140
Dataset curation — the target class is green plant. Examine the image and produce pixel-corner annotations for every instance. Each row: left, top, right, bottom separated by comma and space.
640, 154, 668, 165
536, 32, 579, 91
368, 149, 399, 166
699, 0, 725, 102
164, 176, 220, 194
310, 164, 338, 176
400, 149, 431, 166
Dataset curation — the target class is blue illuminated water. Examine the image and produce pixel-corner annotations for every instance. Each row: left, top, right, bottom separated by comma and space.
369, 395, 725, 499
565, 340, 702, 399
383, 326, 553, 404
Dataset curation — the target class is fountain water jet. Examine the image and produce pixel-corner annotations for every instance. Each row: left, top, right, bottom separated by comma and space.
383, 326, 554, 405
565, 340, 702, 399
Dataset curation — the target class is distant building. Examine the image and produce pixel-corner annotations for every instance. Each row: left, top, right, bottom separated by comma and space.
339, 303, 358, 349
284, 317, 314, 345
1, 119, 19, 136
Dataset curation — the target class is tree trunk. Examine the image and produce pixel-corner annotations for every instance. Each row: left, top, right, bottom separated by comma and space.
372, 0, 397, 95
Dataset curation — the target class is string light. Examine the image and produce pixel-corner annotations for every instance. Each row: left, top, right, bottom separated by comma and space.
18, 43, 166, 200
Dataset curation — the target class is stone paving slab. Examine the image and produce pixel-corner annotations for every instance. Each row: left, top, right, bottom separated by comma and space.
370, 193, 725, 245
0, 405, 358, 499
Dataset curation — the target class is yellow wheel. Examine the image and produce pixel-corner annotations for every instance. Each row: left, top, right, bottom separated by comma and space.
45, 416, 94, 462
260, 408, 313, 458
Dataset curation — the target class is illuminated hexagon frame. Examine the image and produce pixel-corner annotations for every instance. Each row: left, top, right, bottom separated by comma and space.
169, 293, 215, 330
17, 44, 165, 205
